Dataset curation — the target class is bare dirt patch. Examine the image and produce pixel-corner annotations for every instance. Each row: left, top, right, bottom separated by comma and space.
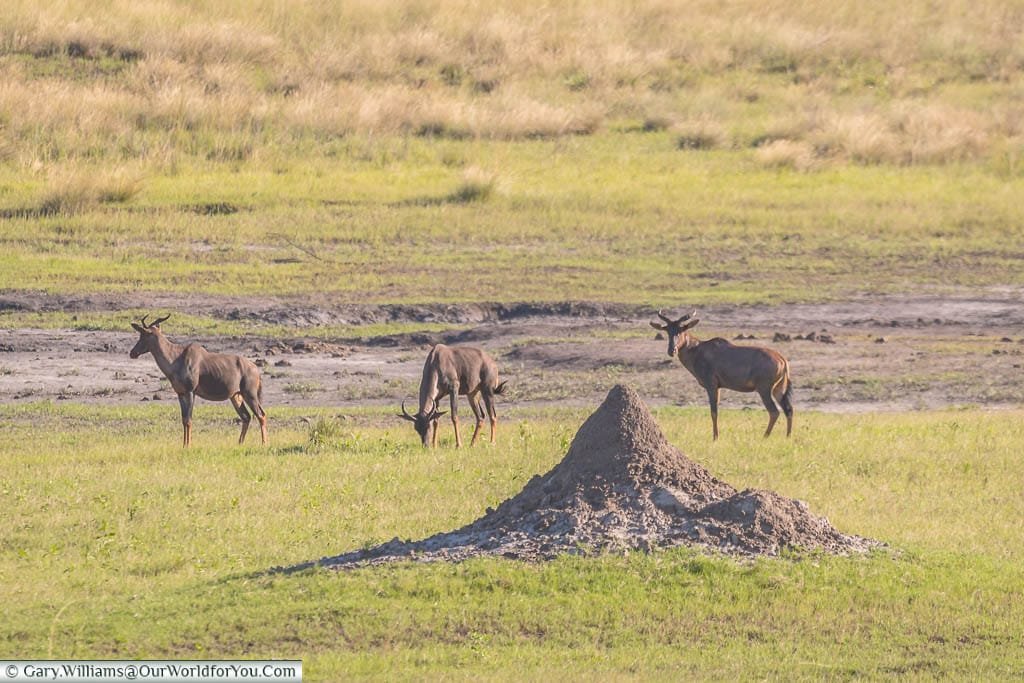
2, 290, 1023, 412
305, 385, 876, 568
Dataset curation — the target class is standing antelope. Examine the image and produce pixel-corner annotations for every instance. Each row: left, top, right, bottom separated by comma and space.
400, 344, 508, 448
129, 314, 268, 447
650, 309, 792, 440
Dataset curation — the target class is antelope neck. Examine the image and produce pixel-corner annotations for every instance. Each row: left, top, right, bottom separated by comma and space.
148, 333, 185, 377
418, 375, 441, 415
675, 333, 701, 370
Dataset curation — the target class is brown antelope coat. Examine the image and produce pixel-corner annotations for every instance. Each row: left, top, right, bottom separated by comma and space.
651, 309, 792, 440
400, 344, 507, 447
130, 315, 267, 447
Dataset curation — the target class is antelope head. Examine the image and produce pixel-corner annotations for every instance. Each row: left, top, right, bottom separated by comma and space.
398, 398, 447, 447
129, 314, 171, 358
649, 309, 700, 358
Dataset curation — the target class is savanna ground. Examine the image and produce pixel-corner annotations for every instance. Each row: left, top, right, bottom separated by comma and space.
2, 1, 1024, 679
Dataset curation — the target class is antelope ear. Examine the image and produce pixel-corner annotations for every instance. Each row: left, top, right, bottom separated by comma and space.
431, 410, 448, 419
131, 323, 145, 333
649, 321, 667, 330
682, 318, 701, 331
397, 413, 417, 422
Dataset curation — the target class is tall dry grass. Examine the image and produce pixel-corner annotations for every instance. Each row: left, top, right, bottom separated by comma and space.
447, 165, 500, 203
31, 166, 144, 216
0, 0, 1022, 167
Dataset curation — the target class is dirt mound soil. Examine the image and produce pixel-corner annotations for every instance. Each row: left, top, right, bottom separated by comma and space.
311, 385, 879, 568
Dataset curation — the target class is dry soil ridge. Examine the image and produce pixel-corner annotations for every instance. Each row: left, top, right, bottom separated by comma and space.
3, 289, 1023, 328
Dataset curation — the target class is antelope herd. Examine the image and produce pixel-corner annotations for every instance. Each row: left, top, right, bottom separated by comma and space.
128, 307, 792, 447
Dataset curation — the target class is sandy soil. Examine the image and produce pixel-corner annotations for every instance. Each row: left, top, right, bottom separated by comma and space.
1, 291, 1023, 414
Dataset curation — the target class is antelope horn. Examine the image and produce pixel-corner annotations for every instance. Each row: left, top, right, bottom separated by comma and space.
657, 309, 673, 324
677, 309, 697, 324
140, 314, 149, 328
399, 400, 416, 422
425, 397, 447, 419
151, 314, 171, 326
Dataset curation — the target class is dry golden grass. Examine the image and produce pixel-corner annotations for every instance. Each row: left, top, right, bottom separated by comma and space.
816, 112, 901, 165
283, 84, 601, 140
751, 102, 997, 168
896, 103, 990, 165
0, 0, 1022, 167
672, 118, 729, 151
448, 165, 499, 203
94, 167, 146, 203
754, 139, 818, 171
32, 165, 144, 216
34, 171, 97, 216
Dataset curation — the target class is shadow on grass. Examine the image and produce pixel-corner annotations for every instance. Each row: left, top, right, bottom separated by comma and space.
387, 191, 490, 208
0, 205, 61, 219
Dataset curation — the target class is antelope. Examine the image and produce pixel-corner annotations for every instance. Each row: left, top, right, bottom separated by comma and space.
129, 314, 268, 447
650, 309, 792, 440
399, 344, 508, 448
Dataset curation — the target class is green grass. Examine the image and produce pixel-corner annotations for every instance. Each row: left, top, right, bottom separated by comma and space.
3, 4, 1022, 677
2, 402, 1022, 679
1, 138, 1022, 307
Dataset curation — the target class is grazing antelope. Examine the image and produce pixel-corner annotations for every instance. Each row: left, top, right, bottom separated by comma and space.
400, 344, 508, 447
129, 314, 268, 447
650, 309, 792, 440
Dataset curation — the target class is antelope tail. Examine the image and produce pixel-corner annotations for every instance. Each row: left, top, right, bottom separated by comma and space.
494, 380, 509, 395
779, 359, 793, 401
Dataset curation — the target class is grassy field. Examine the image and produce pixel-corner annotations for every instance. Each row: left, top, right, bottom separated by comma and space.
0, 307, 464, 343
1, 0, 1023, 309
1, 140, 1022, 306
2, 402, 1023, 679
2, 1, 1022, 164
3, 2, 1024, 680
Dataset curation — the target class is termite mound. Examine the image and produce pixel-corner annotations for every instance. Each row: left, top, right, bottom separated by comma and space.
314, 385, 878, 568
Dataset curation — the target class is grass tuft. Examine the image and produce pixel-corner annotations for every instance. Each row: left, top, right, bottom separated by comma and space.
641, 115, 674, 132
447, 166, 499, 203
34, 166, 144, 216
755, 139, 819, 171
283, 381, 323, 397
35, 172, 97, 216
95, 168, 146, 204
307, 415, 346, 451
673, 119, 728, 150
